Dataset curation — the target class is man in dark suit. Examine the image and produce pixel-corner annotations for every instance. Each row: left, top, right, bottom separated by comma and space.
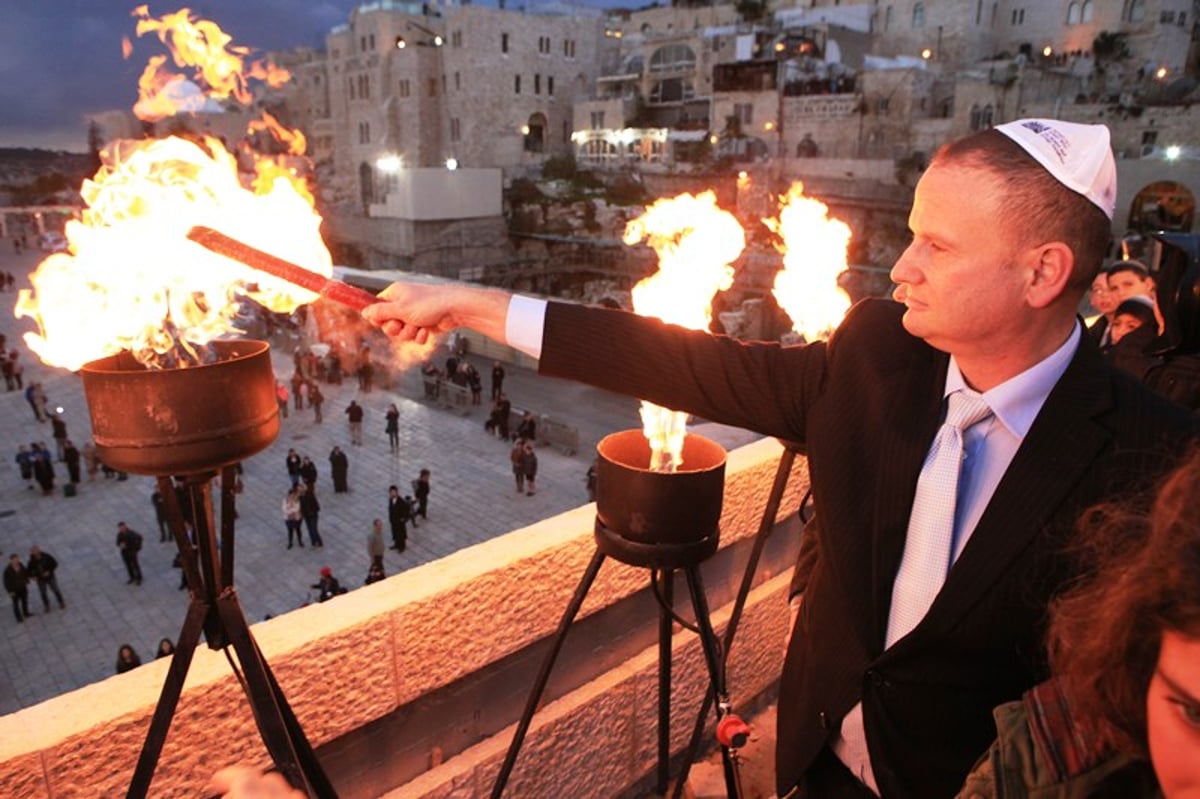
364, 120, 1198, 798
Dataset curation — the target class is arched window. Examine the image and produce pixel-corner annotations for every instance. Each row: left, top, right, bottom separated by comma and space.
980, 104, 994, 128
1126, 0, 1146, 22
1081, 0, 1094, 22
649, 44, 697, 74
1067, 2, 1080, 24
524, 112, 548, 153
912, 2, 925, 28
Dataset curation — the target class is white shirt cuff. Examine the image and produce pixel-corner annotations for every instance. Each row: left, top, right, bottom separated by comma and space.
505, 295, 547, 360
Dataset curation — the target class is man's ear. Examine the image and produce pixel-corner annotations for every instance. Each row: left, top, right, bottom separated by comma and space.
1026, 241, 1074, 309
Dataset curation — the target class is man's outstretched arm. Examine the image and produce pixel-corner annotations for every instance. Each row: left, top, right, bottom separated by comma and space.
362, 282, 515, 347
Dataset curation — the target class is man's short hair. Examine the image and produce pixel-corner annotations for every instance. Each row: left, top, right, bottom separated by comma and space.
1108, 259, 1150, 279
931, 129, 1112, 295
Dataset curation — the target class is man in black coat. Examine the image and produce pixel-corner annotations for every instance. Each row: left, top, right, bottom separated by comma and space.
27, 545, 65, 610
4, 554, 32, 622
116, 522, 144, 585
387, 484, 412, 552
363, 120, 1199, 798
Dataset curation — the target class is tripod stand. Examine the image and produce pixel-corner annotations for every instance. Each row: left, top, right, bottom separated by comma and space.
126, 467, 335, 798
490, 518, 745, 798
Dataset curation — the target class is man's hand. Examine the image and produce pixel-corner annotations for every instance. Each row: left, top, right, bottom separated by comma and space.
362, 282, 512, 345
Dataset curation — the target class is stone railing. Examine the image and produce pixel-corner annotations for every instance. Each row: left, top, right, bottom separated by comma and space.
0, 438, 809, 798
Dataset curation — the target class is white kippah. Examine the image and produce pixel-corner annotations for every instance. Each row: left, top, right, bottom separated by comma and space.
994, 119, 1118, 220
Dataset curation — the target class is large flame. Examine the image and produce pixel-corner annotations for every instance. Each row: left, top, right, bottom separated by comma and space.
625, 191, 745, 472
16, 7, 323, 371
766, 182, 852, 341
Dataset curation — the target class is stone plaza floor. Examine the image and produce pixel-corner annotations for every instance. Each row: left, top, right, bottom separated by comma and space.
0, 242, 651, 715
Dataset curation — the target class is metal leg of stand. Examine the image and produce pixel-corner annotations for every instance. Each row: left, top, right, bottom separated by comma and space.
656, 569, 674, 795
217, 591, 336, 798
126, 598, 209, 798
672, 448, 797, 799
683, 566, 742, 799
491, 548, 607, 799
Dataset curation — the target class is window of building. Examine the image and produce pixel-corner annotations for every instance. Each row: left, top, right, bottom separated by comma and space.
649, 44, 697, 73
442, 74, 447, 94
1081, 0, 1093, 22
590, 111, 606, 129
548, 76, 554, 95
450, 118, 461, 142
451, 30, 463, 47
369, 34, 375, 50
649, 77, 694, 103
398, 79, 411, 97
1011, 8, 1025, 25
1067, 2, 1080, 23
875, 97, 890, 114
535, 74, 541, 94
358, 121, 370, 144
912, 2, 925, 28
502, 32, 509, 53
1142, 130, 1158, 146
980, 104, 994, 127
1160, 9, 1176, 24
563, 39, 576, 58
348, 77, 356, 100
1126, 0, 1145, 22
524, 113, 547, 153
733, 103, 753, 125
427, 78, 436, 97
884, 6, 893, 31
360, 35, 367, 52
976, 0, 984, 24
455, 72, 461, 91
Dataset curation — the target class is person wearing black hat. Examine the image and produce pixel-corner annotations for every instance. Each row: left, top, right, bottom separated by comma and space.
363, 119, 1198, 798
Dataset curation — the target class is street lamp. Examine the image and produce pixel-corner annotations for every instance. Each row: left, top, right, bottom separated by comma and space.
376, 154, 403, 173
921, 48, 933, 60
445, 157, 459, 171
1166, 145, 1182, 161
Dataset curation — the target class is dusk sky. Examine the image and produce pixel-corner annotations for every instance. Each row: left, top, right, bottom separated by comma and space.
0, 0, 624, 153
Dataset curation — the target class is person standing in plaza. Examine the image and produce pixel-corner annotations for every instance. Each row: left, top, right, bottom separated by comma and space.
7, 350, 22, 391
310, 382, 324, 423
329, 446, 349, 493
367, 519, 385, 572
275, 380, 289, 419
299, 455, 318, 493
152, 489, 170, 542
116, 522, 143, 585
387, 485, 410, 552
115, 644, 141, 674
63, 439, 80, 485
385, 403, 400, 454
31, 442, 55, 496
50, 412, 68, 461
509, 439, 526, 494
4, 553, 32, 623
491, 361, 505, 401
345, 400, 364, 446
285, 448, 301, 488
413, 468, 431, 520
299, 484, 323, 548
282, 486, 304, 549
521, 442, 538, 497
26, 545, 65, 611
15, 444, 33, 490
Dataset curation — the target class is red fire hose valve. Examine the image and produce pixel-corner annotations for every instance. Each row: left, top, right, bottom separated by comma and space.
717, 714, 751, 748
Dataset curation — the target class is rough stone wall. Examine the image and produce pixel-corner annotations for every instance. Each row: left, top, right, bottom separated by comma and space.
0, 438, 808, 799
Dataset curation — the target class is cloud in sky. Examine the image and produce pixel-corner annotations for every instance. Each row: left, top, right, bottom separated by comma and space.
0, 1, 359, 151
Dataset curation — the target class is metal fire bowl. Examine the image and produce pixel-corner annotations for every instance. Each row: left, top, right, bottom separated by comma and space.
79, 340, 279, 476
594, 429, 726, 569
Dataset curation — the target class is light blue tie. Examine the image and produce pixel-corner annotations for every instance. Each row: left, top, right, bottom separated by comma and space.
886, 390, 992, 648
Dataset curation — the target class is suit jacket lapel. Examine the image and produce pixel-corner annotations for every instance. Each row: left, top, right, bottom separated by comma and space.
916, 341, 1114, 637
866, 350, 949, 649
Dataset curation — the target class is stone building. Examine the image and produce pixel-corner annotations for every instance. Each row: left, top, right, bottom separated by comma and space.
322, 1, 607, 210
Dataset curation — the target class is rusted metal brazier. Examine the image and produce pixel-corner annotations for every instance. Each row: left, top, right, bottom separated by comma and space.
594, 429, 727, 569
79, 339, 278, 475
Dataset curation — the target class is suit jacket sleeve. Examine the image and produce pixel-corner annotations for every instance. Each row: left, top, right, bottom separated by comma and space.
538, 300, 834, 443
